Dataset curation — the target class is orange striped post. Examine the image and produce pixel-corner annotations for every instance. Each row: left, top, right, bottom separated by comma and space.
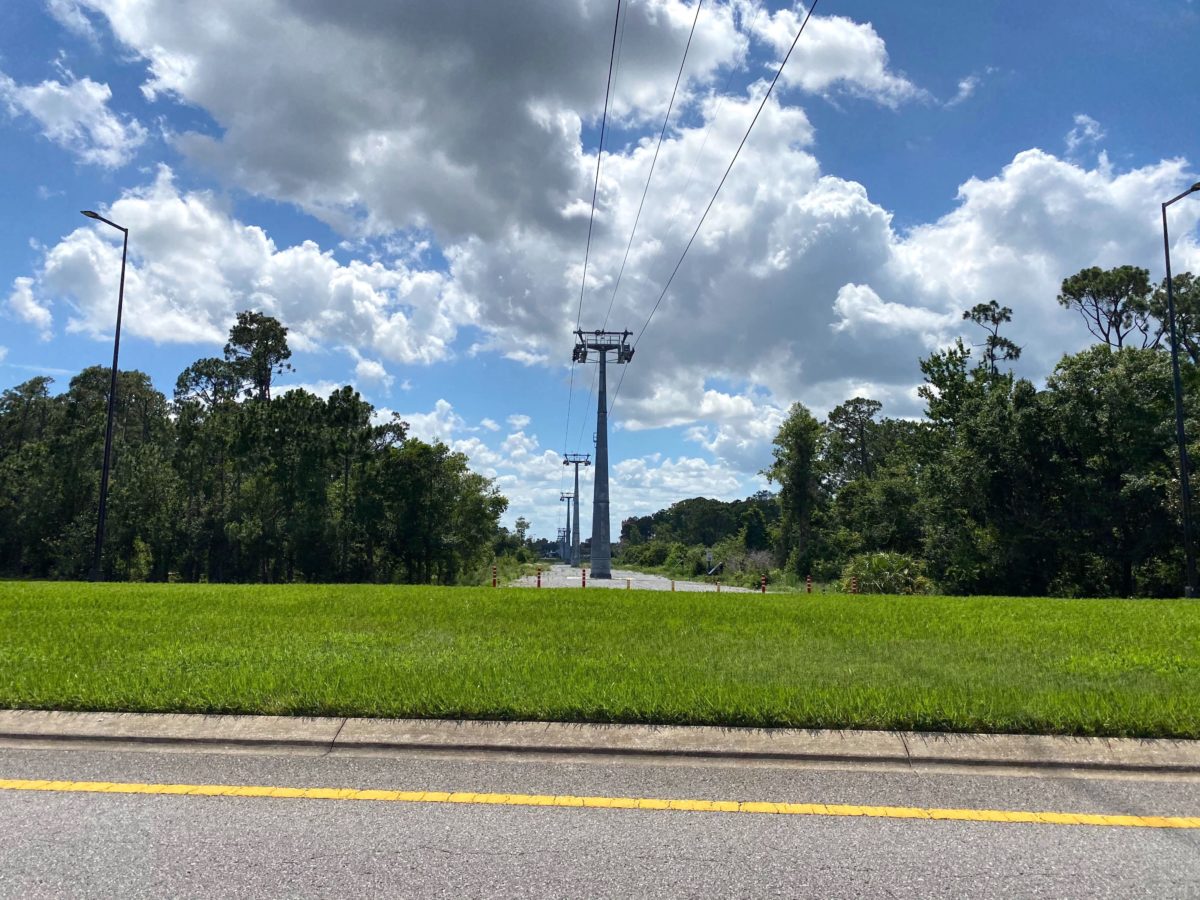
851, 576, 859, 595
806, 575, 812, 593
536, 567, 541, 588
492, 566, 497, 588
716, 580, 721, 593
582, 568, 587, 588
760, 575, 766, 594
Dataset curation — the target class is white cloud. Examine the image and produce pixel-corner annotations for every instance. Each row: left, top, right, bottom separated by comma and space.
748, 6, 925, 107
276, 380, 346, 400
0, 70, 146, 167
0, 346, 7, 363
402, 398, 467, 444
45, 0, 98, 39
23, 166, 473, 363
1065, 114, 1105, 154
347, 349, 394, 390
394, 397, 756, 538
75, 0, 748, 240
893, 149, 1199, 377
17, 2, 1200, 491
946, 75, 979, 107
831, 283, 957, 347
611, 454, 751, 520
480, 418, 500, 432
507, 414, 532, 430
6, 277, 53, 340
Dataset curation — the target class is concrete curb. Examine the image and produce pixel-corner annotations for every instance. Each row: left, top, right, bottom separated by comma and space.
1, 709, 1198, 773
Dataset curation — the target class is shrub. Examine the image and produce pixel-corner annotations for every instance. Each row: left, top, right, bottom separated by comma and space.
619, 539, 673, 568
840, 552, 932, 595
664, 543, 706, 578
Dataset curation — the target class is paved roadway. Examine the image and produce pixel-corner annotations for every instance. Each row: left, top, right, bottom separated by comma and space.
512, 564, 754, 592
0, 742, 1197, 898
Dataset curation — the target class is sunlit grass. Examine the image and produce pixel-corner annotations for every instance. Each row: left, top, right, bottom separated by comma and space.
1, 583, 1198, 737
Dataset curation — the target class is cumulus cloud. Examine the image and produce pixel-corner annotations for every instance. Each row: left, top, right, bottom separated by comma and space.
7, 277, 54, 340
402, 398, 468, 445
391, 397, 754, 537
276, 380, 347, 400
70, 0, 751, 241
893, 149, 1199, 376
831, 283, 957, 347
23, 165, 473, 364
347, 348, 394, 390
0, 70, 145, 167
20, 1, 1200, 490
748, 6, 925, 106
616, 454, 743, 498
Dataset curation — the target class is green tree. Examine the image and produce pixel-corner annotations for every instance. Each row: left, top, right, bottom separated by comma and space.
764, 402, 824, 573
963, 300, 1021, 376
824, 397, 883, 488
514, 517, 531, 544
223, 310, 294, 401
0, 377, 58, 574
1058, 266, 1156, 349
740, 506, 770, 552
326, 386, 375, 579
1043, 345, 1189, 596
1149, 272, 1200, 364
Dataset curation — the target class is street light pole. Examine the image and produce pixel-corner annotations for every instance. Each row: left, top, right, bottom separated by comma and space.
1161, 182, 1200, 597
81, 210, 129, 582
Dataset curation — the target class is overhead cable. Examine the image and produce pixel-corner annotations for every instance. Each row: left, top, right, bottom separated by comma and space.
609, 0, 820, 412
562, 0, 624, 466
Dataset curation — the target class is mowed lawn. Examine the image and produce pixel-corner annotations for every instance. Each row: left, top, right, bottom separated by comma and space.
1, 583, 1198, 738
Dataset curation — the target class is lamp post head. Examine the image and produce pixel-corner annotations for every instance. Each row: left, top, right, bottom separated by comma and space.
1191, 182, 1200, 194
80, 209, 126, 232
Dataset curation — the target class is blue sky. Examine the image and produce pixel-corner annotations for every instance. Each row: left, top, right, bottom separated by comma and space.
2, 0, 1199, 539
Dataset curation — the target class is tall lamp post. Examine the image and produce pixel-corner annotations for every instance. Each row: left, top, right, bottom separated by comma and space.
1161, 182, 1200, 597
81, 209, 129, 582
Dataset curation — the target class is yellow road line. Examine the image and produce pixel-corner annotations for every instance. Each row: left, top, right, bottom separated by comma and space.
0, 778, 1196, 829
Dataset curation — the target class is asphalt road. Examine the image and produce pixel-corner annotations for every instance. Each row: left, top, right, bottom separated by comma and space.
0, 743, 1197, 898
512, 563, 753, 591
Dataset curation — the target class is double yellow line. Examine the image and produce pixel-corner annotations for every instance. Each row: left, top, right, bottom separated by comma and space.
1, 778, 1197, 829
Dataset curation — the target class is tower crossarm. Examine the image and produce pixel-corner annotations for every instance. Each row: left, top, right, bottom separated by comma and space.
572, 329, 634, 364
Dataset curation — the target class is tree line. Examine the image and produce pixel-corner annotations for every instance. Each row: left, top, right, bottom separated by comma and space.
0, 312, 508, 583
620, 265, 1200, 597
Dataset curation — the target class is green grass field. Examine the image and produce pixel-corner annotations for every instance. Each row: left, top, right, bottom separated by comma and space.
1, 583, 1198, 737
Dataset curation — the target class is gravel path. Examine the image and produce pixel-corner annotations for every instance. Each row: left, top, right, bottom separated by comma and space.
510, 564, 755, 592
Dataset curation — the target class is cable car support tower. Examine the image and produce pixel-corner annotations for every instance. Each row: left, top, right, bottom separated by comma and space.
572, 329, 633, 578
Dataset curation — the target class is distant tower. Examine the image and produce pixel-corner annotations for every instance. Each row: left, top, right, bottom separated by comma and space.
556, 526, 568, 562
572, 330, 633, 578
560, 492, 574, 562
562, 453, 591, 567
